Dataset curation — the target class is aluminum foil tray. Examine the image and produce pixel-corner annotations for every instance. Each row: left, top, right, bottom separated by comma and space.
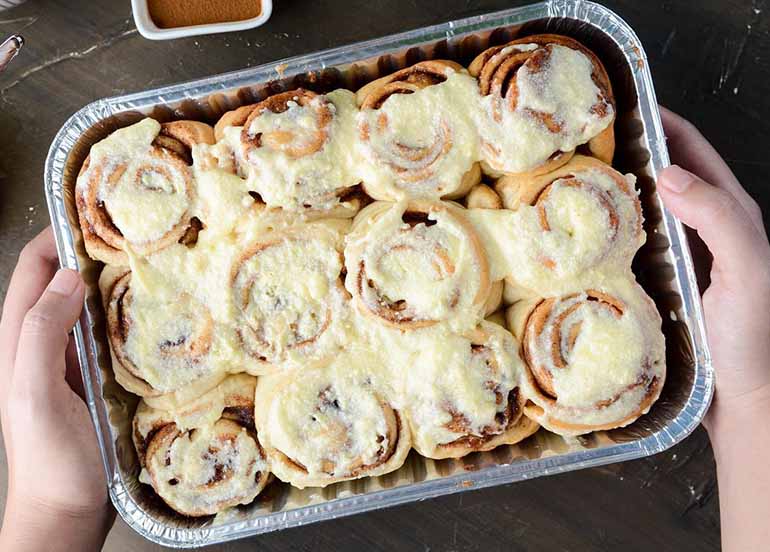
44, 0, 713, 546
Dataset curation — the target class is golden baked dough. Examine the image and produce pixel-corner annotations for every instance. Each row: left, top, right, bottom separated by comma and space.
213, 88, 363, 213
230, 219, 351, 372
69, 33, 666, 516
495, 155, 644, 275
355, 61, 482, 200
76, 119, 213, 265
254, 352, 411, 488
468, 34, 615, 177
99, 265, 227, 399
133, 375, 270, 516
506, 286, 665, 435
344, 199, 492, 331
404, 321, 539, 459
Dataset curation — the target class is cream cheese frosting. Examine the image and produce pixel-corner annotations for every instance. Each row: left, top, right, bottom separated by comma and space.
356, 70, 481, 199
475, 43, 614, 174
77, 119, 193, 248
217, 89, 361, 211
94, 118, 660, 446
75, 38, 667, 504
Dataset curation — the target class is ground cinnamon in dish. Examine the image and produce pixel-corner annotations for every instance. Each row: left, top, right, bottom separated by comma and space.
147, 0, 262, 29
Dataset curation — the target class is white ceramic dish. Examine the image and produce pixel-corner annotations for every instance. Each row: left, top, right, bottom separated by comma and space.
0, 0, 28, 12
130, 0, 273, 40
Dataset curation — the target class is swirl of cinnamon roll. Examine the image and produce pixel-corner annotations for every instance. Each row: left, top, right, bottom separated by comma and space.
100, 265, 225, 398
76, 118, 213, 265
133, 374, 271, 517
215, 88, 362, 212
496, 155, 644, 274
255, 353, 410, 488
468, 34, 615, 177
405, 321, 539, 459
344, 200, 491, 330
355, 60, 482, 200
230, 220, 350, 371
508, 288, 665, 436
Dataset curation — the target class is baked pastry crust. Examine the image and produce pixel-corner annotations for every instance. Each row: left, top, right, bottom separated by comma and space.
254, 353, 412, 488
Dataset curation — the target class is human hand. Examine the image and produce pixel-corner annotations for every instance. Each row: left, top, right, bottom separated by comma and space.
0, 227, 113, 551
655, 107, 770, 442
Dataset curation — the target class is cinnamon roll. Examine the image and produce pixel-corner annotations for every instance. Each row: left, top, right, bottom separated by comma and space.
215, 88, 362, 213
496, 155, 644, 274
469, 34, 615, 177
133, 374, 270, 516
68, 36, 676, 504
230, 219, 350, 371
100, 265, 225, 398
255, 353, 410, 488
507, 288, 665, 436
76, 118, 213, 265
356, 60, 481, 200
405, 322, 539, 459
344, 200, 491, 331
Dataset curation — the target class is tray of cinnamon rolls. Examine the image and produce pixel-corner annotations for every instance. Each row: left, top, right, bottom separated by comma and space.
44, 1, 713, 546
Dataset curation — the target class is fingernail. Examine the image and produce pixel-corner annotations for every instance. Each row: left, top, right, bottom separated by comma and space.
660, 165, 693, 193
47, 268, 81, 296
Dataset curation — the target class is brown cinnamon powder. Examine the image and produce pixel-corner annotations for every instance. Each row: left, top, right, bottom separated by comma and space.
147, 0, 262, 29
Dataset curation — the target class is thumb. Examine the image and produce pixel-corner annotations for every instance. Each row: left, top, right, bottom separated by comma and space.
657, 165, 770, 285
13, 269, 85, 398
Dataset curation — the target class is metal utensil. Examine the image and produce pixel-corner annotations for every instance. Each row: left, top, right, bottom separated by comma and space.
0, 34, 23, 73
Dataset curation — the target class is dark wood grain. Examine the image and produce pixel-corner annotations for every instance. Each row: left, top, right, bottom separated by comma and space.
2, 0, 766, 550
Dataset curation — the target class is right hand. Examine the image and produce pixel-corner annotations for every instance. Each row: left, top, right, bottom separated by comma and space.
655, 107, 770, 442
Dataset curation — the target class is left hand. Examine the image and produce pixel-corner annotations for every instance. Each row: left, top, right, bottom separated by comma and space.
0, 227, 113, 550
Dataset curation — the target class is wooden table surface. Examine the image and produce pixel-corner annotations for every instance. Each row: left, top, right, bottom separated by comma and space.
1, 0, 768, 550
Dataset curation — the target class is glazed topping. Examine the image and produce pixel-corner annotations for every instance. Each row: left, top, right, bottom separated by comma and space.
262, 355, 398, 477
134, 373, 256, 441
190, 163, 258, 236
526, 294, 647, 407
540, 178, 615, 245
344, 202, 488, 331
517, 288, 665, 433
110, 218, 353, 389
532, 168, 641, 275
109, 272, 216, 393
466, 165, 642, 287
145, 419, 266, 515
223, 89, 360, 210
123, 295, 212, 388
357, 70, 480, 198
231, 226, 348, 364
104, 155, 190, 244
406, 323, 520, 450
477, 44, 614, 173
516, 45, 610, 135
78, 119, 192, 247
